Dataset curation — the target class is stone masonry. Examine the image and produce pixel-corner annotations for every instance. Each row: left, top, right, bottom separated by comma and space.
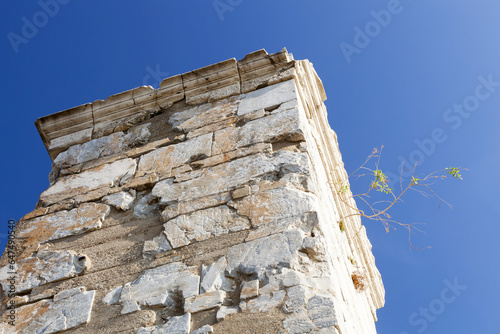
0, 49, 384, 333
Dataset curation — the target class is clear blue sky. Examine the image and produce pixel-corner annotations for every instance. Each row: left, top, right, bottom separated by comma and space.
1, 1, 499, 333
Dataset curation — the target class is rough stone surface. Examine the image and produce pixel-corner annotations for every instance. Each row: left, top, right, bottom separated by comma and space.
19, 202, 109, 246
226, 230, 304, 279
103, 191, 136, 211
240, 291, 285, 313
0, 288, 95, 334
184, 290, 226, 313
237, 79, 297, 116
216, 306, 239, 322
40, 158, 137, 204
136, 313, 191, 334
136, 133, 212, 178
102, 286, 123, 305
163, 205, 250, 248
120, 262, 199, 313
4, 50, 385, 334
152, 150, 310, 205
201, 257, 231, 293
306, 295, 337, 328
212, 107, 306, 155
240, 280, 259, 300
143, 234, 172, 257
0, 250, 90, 293
192, 324, 214, 334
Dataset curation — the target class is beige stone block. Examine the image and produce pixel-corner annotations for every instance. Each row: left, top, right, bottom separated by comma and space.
232, 185, 252, 199
240, 280, 259, 300
184, 291, 226, 313
40, 158, 137, 205
182, 58, 240, 105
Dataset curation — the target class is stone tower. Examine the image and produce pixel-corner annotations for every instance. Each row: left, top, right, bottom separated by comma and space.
0, 49, 384, 333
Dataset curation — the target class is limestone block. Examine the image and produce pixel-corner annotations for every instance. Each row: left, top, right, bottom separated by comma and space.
306, 295, 337, 328
36, 102, 94, 160
102, 286, 123, 305
240, 291, 285, 313
40, 158, 137, 205
201, 257, 230, 293
237, 80, 298, 116
226, 230, 304, 279
212, 107, 306, 155
229, 187, 317, 227
0, 287, 95, 333
301, 236, 328, 262
119, 262, 199, 313
0, 250, 90, 294
157, 74, 184, 109
152, 151, 310, 205
54, 124, 150, 167
192, 324, 214, 334
216, 306, 239, 322
136, 133, 212, 178
169, 96, 238, 133
240, 280, 259, 300
163, 205, 250, 248
184, 290, 226, 313
136, 313, 191, 334
103, 191, 136, 211
18, 203, 109, 249
182, 58, 240, 105
143, 234, 172, 258
238, 48, 296, 93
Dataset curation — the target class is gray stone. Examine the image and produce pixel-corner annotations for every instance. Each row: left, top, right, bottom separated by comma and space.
284, 285, 307, 313
226, 230, 304, 279
54, 124, 150, 167
136, 313, 191, 334
237, 80, 297, 116
301, 236, 327, 262
216, 306, 239, 322
134, 192, 160, 218
0, 250, 90, 293
103, 191, 136, 211
136, 133, 212, 178
283, 309, 316, 334
18, 202, 110, 243
212, 107, 306, 155
240, 291, 285, 313
143, 234, 172, 257
184, 291, 225, 313
201, 257, 227, 293
102, 286, 123, 305
152, 150, 310, 205
120, 262, 199, 314
5, 288, 96, 334
164, 205, 250, 248
40, 158, 137, 204
192, 324, 214, 334
307, 295, 337, 328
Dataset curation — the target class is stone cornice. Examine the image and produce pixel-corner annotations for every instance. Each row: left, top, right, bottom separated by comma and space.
35, 48, 297, 160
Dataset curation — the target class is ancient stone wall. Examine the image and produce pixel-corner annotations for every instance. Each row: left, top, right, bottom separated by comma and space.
0, 49, 384, 333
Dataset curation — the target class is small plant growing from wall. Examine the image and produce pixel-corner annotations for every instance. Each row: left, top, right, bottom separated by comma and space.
331, 146, 465, 249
